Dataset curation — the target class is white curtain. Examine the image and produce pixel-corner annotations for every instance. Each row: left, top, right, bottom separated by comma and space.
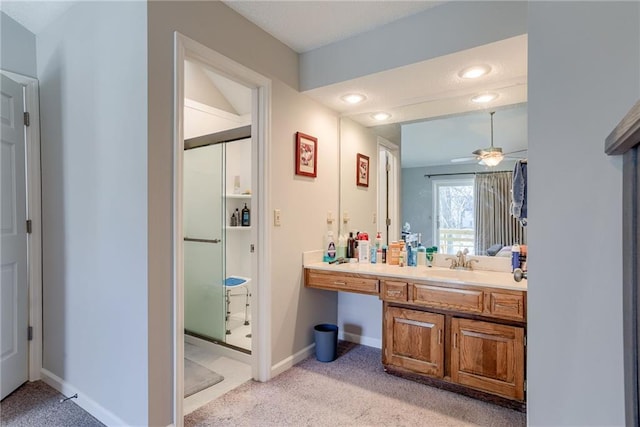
474, 172, 526, 255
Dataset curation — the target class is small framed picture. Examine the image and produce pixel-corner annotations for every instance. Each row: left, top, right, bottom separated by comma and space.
356, 153, 369, 187
295, 132, 317, 178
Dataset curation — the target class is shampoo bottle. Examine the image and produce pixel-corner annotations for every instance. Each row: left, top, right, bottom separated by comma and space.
347, 232, 356, 259
337, 234, 347, 259
241, 203, 250, 227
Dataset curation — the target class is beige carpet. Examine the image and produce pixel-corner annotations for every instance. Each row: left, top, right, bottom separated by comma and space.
185, 342, 526, 427
1, 381, 104, 427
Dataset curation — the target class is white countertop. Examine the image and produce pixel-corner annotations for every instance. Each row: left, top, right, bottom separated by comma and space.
304, 261, 527, 292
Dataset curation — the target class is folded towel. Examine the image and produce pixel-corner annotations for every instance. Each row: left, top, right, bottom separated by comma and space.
511, 160, 527, 226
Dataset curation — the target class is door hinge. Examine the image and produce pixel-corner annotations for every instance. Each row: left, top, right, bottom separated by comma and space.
524, 336, 527, 346
28, 326, 33, 341
386, 163, 391, 172
524, 380, 527, 392
24, 112, 30, 127
386, 218, 391, 227
26, 219, 32, 234
250, 244, 255, 253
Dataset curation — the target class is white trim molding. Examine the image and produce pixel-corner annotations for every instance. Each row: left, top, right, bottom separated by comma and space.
173, 32, 272, 426
271, 344, 315, 378
1, 70, 43, 383
340, 332, 382, 349
41, 369, 127, 426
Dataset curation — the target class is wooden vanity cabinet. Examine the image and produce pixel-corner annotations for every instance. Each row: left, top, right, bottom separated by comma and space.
383, 306, 444, 377
381, 280, 526, 405
451, 318, 525, 401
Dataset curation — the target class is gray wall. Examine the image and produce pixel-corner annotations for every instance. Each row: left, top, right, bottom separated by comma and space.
1, 12, 37, 77
299, 1, 526, 91
37, 2, 148, 425
402, 162, 515, 248
528, 2, 639, 425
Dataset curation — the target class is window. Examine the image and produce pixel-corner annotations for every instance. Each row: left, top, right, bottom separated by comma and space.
433, 179, 475, 255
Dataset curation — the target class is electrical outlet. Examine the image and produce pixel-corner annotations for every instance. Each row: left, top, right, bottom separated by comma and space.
274, 209, 281, 226
343, 211, 350, 223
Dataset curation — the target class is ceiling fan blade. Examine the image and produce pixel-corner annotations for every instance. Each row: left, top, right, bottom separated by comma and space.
451, 157, 476, 163
503, 148, 528, 156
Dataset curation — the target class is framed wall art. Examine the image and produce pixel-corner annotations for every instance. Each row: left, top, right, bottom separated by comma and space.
295, 132, 317, 178
356, 153, 369, 187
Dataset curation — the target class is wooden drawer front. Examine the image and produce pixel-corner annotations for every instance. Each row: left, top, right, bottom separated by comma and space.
381, 281, 408, 302
487, 292, 525, 321
412, 284, 483, 314
305, 270, 379, 295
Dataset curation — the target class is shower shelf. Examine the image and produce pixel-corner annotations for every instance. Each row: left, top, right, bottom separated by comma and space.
225, 194, 251, 199
226, 226, 252, 230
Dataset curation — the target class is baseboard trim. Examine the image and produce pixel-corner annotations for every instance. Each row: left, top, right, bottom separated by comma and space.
40, 369, 127, 427
270, 343, 315, 378
340, 331, 382, 349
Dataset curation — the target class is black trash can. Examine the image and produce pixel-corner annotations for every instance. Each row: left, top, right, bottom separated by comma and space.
314, 324, 338, 362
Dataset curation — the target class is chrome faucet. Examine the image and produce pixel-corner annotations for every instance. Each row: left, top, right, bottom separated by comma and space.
445, 249, 478, 270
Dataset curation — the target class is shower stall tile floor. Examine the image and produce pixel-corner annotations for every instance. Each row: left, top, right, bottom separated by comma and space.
184, 341, 252, 415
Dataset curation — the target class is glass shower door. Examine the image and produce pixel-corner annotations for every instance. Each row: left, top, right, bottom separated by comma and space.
183, 144, 226, 342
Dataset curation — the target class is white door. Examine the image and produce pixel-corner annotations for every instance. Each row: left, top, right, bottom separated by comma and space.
1, 74, 28, 399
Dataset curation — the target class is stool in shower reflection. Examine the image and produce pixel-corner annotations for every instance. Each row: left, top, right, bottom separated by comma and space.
224, 276, 250, 335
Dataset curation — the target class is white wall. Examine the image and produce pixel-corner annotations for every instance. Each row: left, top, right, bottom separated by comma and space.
37, 2, 148, 425
1, 12, 37, 77
528, 2, 639, 425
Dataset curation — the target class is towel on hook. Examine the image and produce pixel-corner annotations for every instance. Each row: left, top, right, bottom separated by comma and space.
511, 160, 527, 226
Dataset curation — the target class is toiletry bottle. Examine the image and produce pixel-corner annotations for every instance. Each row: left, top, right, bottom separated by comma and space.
230, 211, 237, 227
325, 231, 336, 262
398, 245, 406, 267
358, 233, 370, 264
375, 231, 383, 250
370, 245, 377, 264
381, 245, 387, 264
347, 232, 356, 259
241, 203, 250, 226
417, 244, 427, 266
511, 244, 521, 272
234, 208, 240, 227
337, 234, 347, 259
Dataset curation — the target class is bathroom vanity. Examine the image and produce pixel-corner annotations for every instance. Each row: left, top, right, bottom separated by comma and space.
303, 260, 527, 411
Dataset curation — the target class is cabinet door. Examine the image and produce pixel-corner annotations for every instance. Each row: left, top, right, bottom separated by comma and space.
451, 318, 525, 401
384, 306, 444, 377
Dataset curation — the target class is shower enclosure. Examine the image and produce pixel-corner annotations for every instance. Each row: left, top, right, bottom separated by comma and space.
183, 129, 253, 352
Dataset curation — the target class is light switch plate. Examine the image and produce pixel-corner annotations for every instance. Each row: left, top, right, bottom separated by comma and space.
343, 211, 350, 223
274, 209, 281, 226
327, 211, 334, 224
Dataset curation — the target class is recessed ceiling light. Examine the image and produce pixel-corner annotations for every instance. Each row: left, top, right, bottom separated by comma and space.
371, 112, 391, 121
471, 93, 499, 104
459, 65, 491, 79
341, 93, 366, 104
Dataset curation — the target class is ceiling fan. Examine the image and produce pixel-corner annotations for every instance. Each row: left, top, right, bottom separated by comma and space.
451, 111, 527, 167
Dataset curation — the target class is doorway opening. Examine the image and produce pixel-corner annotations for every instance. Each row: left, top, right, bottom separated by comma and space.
173, 33, 272, 421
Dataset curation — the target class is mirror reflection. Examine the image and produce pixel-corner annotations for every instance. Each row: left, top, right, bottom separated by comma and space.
335, 36, 528, 257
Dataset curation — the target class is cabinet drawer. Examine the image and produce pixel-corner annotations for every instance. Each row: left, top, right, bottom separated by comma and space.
381, 281, 408, 302
412, 283, 483, 314
305, 269, 379, 295
486, 292, 525, 321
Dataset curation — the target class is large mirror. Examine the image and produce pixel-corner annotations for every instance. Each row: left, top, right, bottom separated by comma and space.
328, 35, 528, 255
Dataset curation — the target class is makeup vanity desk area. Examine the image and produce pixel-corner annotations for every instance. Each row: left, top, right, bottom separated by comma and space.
303, 260, 528, 411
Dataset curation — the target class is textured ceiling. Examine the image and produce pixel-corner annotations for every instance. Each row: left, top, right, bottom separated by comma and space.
222, 0, 442, 53
1, 1, 77, 34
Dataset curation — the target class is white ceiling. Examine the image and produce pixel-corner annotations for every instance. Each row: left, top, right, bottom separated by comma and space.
221, 1, 442, 53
